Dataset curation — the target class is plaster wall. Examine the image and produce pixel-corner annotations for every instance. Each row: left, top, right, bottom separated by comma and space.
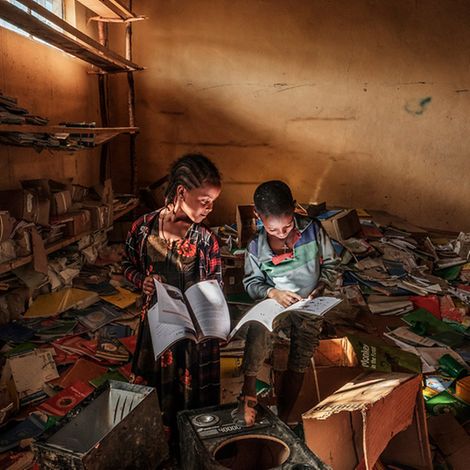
110, 0, 470, 231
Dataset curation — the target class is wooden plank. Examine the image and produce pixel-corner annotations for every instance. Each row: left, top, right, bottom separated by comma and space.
76, 0, 137, 20
0, 125, 138, 134
0, 0, 143, 72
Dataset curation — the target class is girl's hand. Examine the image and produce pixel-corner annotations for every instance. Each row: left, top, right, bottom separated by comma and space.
267, 288, 302, 307
143, 275, 162, 296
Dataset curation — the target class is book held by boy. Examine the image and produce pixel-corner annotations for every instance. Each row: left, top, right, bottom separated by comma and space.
148, 279, 342, 359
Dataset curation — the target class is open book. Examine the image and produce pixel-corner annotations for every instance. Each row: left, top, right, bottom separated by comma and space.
148, 279, 342, 359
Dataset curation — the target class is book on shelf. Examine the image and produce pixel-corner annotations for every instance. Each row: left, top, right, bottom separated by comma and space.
148, 279, 342, 359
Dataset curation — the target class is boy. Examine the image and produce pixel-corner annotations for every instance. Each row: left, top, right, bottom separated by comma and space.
237, 180, 338, 425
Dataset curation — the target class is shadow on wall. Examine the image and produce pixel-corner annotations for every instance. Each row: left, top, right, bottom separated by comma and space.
110, 82, 469, 232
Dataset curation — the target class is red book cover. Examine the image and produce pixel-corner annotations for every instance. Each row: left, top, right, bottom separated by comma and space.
409, 295, 441, 319
37, 381, 93, 416
119, 335, 137, 354
57, 358, 107, 389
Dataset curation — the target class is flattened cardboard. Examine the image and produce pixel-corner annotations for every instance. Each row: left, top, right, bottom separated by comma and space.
302, 372, 423, 470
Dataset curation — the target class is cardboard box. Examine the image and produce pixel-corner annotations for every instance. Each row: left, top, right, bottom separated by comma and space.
51, 190, 72, 216
0, 211, 14, 243
236, 204, 257, 248
0, 190, 38, 223
82, 201, 112, 230
274, 336, 421, 424
273, 338, 363, 423
71, 184, 89, 202
66, 210, 91, 236
302, 371, 431, 470
21, 179, 51, 198
94, 178, 113, 205
319, 208, 361, 241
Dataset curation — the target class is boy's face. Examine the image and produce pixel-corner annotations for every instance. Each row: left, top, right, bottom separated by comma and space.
258, 213, 295, 240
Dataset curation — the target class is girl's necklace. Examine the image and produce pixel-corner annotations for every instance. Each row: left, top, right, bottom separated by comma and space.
160, 208, 172, 245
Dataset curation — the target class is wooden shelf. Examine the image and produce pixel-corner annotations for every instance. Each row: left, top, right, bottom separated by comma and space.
77, 0, 144, 22
0, 124, 139, 147
0, 0, 143, 73
0, 231, 90, 275
0, 200, 138, 274
113, 199, 139, 221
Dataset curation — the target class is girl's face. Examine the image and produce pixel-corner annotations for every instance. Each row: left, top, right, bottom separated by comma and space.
179, 183, 221, 223
259, 213, 295, 240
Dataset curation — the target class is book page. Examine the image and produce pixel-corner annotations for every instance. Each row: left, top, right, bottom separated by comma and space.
283, 296, 342, 316
147, 281, 197, 359
184, 280, 231, 340
228, 299, 285, 340
227, 296, 342, 341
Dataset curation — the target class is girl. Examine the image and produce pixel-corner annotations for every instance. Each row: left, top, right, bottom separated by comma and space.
122, 153, 222, 439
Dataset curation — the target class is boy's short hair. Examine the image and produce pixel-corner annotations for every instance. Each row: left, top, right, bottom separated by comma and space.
254, 180, 295, 217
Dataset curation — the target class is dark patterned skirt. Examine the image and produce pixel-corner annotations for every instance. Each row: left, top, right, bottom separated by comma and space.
133, 316, 220, 434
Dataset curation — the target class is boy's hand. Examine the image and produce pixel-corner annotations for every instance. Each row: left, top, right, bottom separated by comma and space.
143, 275, 162, 296
267, 288, 302, 307
308, 281, 325, 299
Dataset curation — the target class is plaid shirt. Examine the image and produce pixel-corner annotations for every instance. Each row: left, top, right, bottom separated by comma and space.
123, 209, 223, 290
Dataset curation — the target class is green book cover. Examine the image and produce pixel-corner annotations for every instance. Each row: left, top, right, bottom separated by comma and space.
347, 334, 422, 373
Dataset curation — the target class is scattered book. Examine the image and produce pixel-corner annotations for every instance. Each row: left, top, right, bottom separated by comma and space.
55, 359, 107, 390
37, 381, 94, 416
78, 303, 122, 331
0, 414, 46, 453
89, 370, 127, 389
95, 337, 129, 362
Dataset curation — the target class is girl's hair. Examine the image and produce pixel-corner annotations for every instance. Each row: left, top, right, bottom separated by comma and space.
164, 153, 221, 204
254, 180, 295, 217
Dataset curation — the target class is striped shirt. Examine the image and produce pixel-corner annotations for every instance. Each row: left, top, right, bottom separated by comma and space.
243, 214, 338, 300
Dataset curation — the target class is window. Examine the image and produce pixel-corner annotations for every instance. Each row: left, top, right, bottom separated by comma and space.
0, 0, 64, 38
